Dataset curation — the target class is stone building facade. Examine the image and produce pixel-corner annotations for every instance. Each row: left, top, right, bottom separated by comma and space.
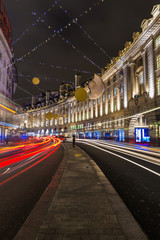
0, 0, 18, 142
21, 4, 160, 145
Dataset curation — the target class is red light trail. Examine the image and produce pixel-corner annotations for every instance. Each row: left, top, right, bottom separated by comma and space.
0, 137, 61, 186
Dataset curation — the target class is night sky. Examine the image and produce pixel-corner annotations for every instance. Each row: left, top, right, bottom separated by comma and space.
3, 0, 160, 105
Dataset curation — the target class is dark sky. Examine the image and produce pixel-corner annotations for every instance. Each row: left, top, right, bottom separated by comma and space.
3, 0, 160, 105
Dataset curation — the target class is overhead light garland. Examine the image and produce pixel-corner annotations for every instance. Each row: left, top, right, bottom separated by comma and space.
18, 61, 92, 74
15, 0, 105, 63
2, 0, 105, 73
12, 0, 59, 46
58, 34, 101, 70
17, 72, 73, 84
58, 1, 111, 60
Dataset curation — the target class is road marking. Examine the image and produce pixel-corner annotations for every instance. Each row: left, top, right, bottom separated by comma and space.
0, 168, 10, 175
75, 154, 82, 157
80, 142, 160, 177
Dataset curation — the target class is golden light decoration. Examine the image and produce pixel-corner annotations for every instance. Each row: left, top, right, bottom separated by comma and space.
32, 77, 40, 85
53, 114, 58, 119
75, 87, 88, 102
46, 112, 53, 120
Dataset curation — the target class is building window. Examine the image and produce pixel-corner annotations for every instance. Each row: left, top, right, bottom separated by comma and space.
113, 75, 116, 82
103, 105, 105, 115
114, 87, 117, 96
81, 112, 83, 121
89, 110, 91, 119
85, 102, 87, 109
120, 83, 123, 93
108, 90, 111, 99
120, 98, 124, 109
120, 69, 123, 78
89, 100, 91, 107
97, 98, 100, 104
156, 54, 160, 69
102, 93, 105, 102
81, 104, 83, 110
107, 80, 110, 86
93, 99, 96, 106
114, 101, 117, 112
157, 78, 160, 95
155, 35, 160, 48
98, 107, 100, 116
108, 103, 111, 114
139, 72, 144, 95
85, 111, 87, 120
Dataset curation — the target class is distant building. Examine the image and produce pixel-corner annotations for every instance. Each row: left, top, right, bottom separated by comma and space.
0, 0, 19, 143
20, 4, 160, 145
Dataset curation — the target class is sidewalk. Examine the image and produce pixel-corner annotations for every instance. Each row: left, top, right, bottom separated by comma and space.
14, 143, 148, 240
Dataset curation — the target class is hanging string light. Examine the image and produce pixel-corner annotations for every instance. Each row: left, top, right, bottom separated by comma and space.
18, 61, 92, 74
58, 0, 111, 60
12, 0, 59, 46
17, 72, 73, 84
3, 0, 105, 73
58, 34, 101, 70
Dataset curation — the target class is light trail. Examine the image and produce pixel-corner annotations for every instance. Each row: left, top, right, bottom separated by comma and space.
0, 104, 16, 113
77, 139, 160, 165
90, 140, 160, 165
0, 144, 61, 186
77, 140, 160, 177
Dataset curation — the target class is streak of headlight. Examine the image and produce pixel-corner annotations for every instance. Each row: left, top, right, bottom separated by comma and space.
78, 141, 160, 177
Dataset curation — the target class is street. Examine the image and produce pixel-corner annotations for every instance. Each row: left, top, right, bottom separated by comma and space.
76, 139, 160, 240
0, 138, 64, 240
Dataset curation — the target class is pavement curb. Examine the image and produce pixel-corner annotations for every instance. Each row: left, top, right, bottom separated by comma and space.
13, 144, 68, 240
77, 145, 148, 240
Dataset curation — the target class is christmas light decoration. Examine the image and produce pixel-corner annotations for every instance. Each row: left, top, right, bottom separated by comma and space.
32, 77, 40, 85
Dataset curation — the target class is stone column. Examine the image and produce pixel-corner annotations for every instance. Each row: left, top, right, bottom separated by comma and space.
91, 100, 93, 118
142, 50, 147, 93
129, 62, 135, 98
105, 85, 108, 114
100, 95, 103, 116
123, 65, 128, 108
147, 39, 155, 98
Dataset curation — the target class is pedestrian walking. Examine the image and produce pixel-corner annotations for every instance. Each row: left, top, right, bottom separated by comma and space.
72, 134, 76, 147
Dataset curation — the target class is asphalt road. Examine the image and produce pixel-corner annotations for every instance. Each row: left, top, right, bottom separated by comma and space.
76, 140, 160, 240
0, 143, 64, 240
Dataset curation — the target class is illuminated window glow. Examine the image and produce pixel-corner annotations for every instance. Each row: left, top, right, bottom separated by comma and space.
157, 78, 160, 95
156, 54, 160, 69
155, 35, 160, 48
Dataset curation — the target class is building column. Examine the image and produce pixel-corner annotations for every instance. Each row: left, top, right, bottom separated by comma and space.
100, 96, 103, 116
111, 86, 114, 113
147, 39, 155, 98
142, 50, 147, 93
123, 65, 128, 107
91, 100, 93, 118
105, 86, 108, 114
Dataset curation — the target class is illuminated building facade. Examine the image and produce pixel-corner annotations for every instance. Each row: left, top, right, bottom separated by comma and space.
21, 5, 160, 145
0, 0, 18, 142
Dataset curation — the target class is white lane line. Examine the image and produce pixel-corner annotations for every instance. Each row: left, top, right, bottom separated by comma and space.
79, 141, 160, 177
95, 141, 160, 166
0, 168, 10, 175
87, 139, 160, 157
78, 139, 160, 166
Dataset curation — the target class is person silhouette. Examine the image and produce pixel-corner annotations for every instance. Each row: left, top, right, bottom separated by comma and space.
72, 134, 76, 147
